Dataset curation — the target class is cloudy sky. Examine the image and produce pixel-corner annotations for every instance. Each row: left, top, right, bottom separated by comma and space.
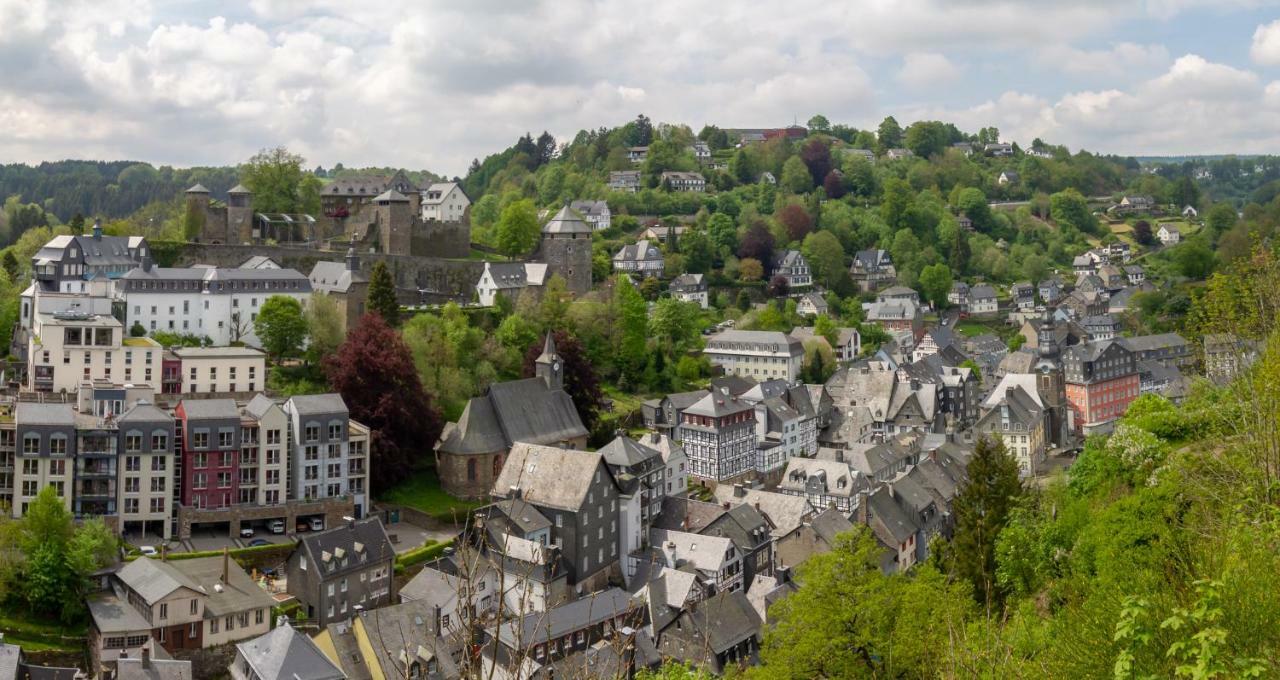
3, 0, 1280, 175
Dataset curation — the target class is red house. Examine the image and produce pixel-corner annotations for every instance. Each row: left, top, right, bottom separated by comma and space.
1062, 340, 1139, 435
175, 399, 242, 509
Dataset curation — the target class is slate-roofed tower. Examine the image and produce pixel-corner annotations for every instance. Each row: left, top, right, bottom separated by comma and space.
227, 183, 253, 243
541, 203, 593, 296
374, 190, 412, 255
535, 333, 563, 391
1035, 309, 1069, 447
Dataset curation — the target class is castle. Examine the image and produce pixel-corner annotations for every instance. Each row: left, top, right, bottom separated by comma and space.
184, 170, 471, 259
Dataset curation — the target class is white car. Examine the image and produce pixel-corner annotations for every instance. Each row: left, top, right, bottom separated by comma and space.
240, 526, 255, 538
138, 546, 158, 557
309, 518, 324, 532
269, 520, 286, 534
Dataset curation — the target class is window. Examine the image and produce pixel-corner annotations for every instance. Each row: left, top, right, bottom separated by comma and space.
190, 622, 198, 639
159, 603, 168, 620
190, 599, 198, 615
22, 434, 39, 455
329, 423, 342, 440
193, 432, 209, 448
305, 425, 320, 442
211, 619, 219, 634
49, 436, 66, 455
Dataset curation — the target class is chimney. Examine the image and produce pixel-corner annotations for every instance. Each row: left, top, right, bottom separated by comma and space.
141, 255, 152, 273
92, 218, 102, 239
732, 483, 746, 498
142, 646, 151, 670
722, 501, 731, 510
664, 541, 678, 568
222, 546, 230, 583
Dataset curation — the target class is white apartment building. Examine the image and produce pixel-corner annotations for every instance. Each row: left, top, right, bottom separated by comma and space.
115, 264, 311, 348
241, 395, 289, 508
28, 311, 164, 393
283, 394, 370, 516
420, 182, 471, 222
171, 347, 267, 395
703, 330, 805, 383
116, 401, 176, 538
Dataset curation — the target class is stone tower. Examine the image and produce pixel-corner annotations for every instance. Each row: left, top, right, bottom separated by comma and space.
535, 333, 563, 391
227, 183, 253, 243
185, 184, 217, 243
1035, 309, 1069, 447
373, 189, 412, 255
540, 204, 593, 296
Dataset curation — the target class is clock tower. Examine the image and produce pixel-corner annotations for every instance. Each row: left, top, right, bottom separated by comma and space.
535, 333, 564, 391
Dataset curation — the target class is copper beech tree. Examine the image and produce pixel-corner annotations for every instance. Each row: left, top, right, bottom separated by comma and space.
325, 313, 443, 493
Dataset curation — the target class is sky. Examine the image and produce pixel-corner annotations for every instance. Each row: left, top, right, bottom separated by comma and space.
2, 1, 1280, 176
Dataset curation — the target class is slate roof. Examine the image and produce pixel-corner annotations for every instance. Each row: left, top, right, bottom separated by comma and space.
852, 249, 892, 271
116, 556, 273, 617
657, 590, 761, 657
542, 205, 594, 235
295, 518, 395, 581
235, 626, 344, 680
492, 443, 605, 512
683, 389, 755, 419
286, 393, 349, 417
599, 434, 663, 469
866, 486, 918, 546
118, 400, 172, 424
15, 402, 75, 426
969, 283, 997, 300
613, 239, 663, 263
489, 498, 552, 535
116, 657, 192, 680
670, 273, 706, 292
713, 487, 814, 538
650, 529, 733, 574
498, 588, 638, 648
355, 600, 459, 680
439, 377, 587, 455
1124, 333, 1188, 353
809, 506, 854, 546
309, 259, 367, 293
372, 189, 409, 202
177, 398, 240, 420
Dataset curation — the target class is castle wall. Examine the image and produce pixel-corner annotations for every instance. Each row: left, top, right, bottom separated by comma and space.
177, 242, 484, 304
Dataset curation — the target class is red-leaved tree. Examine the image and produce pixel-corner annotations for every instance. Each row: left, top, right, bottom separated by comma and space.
778, 204, 813, 242
800, 138, 833, 186
325, 313, 443, 494
522, 330, 606, 433
824, 169, 849, 199
738, 220, 776, 265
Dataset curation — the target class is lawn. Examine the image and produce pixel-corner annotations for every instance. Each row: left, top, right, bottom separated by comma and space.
381, 467, 485, 524
0, 614, 86, 652
954, 320, 998, 338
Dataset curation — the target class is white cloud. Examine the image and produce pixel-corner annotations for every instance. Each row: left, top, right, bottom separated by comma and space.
1039, 42, 1170, 77
0, 1, 1278, 171
1252, 19, 1280, 65
897, 53, 963, 89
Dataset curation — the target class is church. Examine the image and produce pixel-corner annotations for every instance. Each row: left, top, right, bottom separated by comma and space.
435, 334, 590, 499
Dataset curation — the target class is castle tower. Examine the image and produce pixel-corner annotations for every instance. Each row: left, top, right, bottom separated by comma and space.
1035, 309, 1069, 447
373, 189, 412, 255
540, 204, 593, 296
535, 333, 563, 391
227, 183, 253, 243
184, 184, 214, 243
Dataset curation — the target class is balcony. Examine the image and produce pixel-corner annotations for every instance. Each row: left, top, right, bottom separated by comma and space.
77, 460, 117, 477
77, 479, 116, 498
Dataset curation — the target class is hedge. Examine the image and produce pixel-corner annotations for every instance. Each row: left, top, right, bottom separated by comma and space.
395, 539, 452, 573
125, 541, 296, 571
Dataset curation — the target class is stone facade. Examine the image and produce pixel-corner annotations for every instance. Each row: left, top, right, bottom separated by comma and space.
175, 496, 354, 540
540, 206, 594, 297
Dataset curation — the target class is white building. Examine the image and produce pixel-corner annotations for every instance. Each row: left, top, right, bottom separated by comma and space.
420, 182, 471, 222
27, 311, 164, 393
670, 273, 709, 309
474, 261, 548, 307
282, 394, 370, 517
115, 263, 311, 348
703, 330, 805, 383
660, 172, 706, 192
171, 346, 267, 395
569, 200, 611, 231
612, 240, 665, 278
1157, 224, 1182, 245
241, 395, 290, 508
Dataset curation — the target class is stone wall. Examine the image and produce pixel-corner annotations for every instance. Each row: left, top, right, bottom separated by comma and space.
177, 243, 485, 304
172, 641, 239, 680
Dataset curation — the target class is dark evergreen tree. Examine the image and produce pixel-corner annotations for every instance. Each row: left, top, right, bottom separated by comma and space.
948, 436, 1023, 610
367, 261, 400, 326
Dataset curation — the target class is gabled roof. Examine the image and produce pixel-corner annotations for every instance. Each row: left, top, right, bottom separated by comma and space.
286, 393, 349, 417
235, 625, 345, 680
712, 486, 815, 538
657, 590, 761, 657
118, 400, 172, 424
177, 398, 240, 420
498, 588, 638, 648
15, 402, 75, 426
599, 434, 663, 469
492, 443, 606, 512
296, 518, 395, 580
866, 486, 918, 545
309, 260, 367, 293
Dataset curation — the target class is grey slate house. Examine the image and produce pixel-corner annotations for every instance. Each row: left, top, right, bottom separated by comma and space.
31, 223, 148, 293
655, 497, 775, 588
282, 394, 363, 515
654, 590, 762, 674
599, 434, 667, 527
285, 517, 396, 626
641, 390, 707, 438
230, 624, 345, 680
491, 443, 623, 590
14, 402, 76, 518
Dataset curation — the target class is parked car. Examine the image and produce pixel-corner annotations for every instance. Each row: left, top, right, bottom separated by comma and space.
296, 520, 309, 533
248, 539, 270, 547
240, 526, 255, 538
269, 519, 286, 534
138, 546, 158, 557
309, 518, 324, 531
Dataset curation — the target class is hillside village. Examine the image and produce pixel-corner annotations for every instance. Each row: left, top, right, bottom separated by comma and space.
0, 114, 1278, 679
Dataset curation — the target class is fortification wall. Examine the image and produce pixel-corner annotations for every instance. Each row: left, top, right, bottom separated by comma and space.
178, 243, 484, 304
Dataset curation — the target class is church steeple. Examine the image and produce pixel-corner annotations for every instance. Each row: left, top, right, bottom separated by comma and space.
535, 333, 563, 391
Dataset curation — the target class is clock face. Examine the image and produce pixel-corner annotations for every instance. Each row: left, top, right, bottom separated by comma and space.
553, 361, 561, 372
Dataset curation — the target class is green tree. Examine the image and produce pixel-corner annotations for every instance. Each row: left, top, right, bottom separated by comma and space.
780, 156, 812, 194
880, 177, 914, 231
1175, 241, 1216, 279
806, 114, 831, 133
877, 115, 904, 150
679, 229, 715, 274
305, 292, 344, 361
240, 146, 309, 213
918, 263, 953, 308
814, 314, 839, 346
254, 295, 308, 360
495, 198, 540, 258
708, 213, 738, 253
1050, 188, 1098, 234
366, 261, 400, 326
948, 436, 1023, 610
129, 321, 146, 337
801, 231, 845, 289
1204, 202, 1237, 242
615, 278, 648, 381
904, 120, 951, 158
740, 257, 764, 282
1, 251, 19, 281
